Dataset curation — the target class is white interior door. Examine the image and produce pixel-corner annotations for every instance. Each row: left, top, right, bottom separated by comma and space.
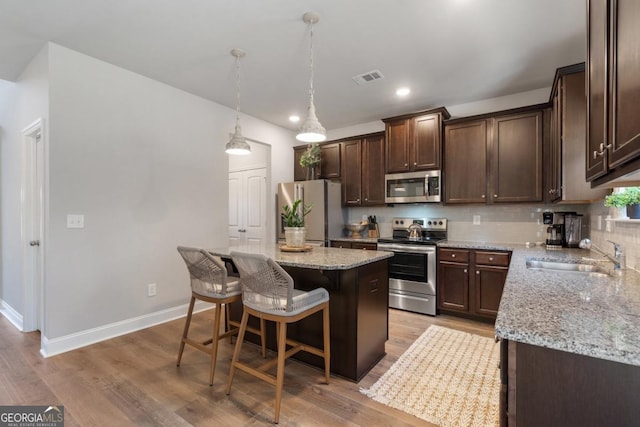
228, 168, 267, 246
22, 119, 44, 332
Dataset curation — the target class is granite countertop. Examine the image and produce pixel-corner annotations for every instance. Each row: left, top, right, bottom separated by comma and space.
208, 244, 393, 270
482, 243, 640, 367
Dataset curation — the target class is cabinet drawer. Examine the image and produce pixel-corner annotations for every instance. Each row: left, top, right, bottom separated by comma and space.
475, 251, 510, 267
351, 242, 377, 250
439, 248, 470, 263
331, 241, 351, 249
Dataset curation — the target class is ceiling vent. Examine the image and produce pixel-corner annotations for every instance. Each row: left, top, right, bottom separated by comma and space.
352, 69, 385, 85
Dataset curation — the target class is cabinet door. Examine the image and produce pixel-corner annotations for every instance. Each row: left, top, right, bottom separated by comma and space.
413, 114, 441, 170
608, 0, 640, 169
385, 119, 411, 173
491, 111, 543, 203
586, 0, 609, 181
549, 95, 562, 202
341, 139, 363, 206
319, 143, 341, 179
362, 134, 386, 206
444, 120, 488, 203
437, 261, 469, 312
293, 146, 307, 181
473, 265, 508, 318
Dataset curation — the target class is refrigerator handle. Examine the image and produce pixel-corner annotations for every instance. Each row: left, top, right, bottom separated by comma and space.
295, 183, 304, 216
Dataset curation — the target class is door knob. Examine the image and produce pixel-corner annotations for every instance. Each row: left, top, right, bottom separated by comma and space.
29, 240, 40, 246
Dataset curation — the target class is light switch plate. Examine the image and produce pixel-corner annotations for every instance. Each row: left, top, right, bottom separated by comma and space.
67, 214, 85, 229
473, 215, 481, 225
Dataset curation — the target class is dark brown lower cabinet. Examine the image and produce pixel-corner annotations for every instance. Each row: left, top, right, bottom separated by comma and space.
228, 259, 388, 382
438, 247, 510, 320
501, 339, 640, 426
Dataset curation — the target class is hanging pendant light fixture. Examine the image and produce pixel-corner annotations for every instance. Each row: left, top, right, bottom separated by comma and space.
225, 48, 251, 155
296, 11, 327, 143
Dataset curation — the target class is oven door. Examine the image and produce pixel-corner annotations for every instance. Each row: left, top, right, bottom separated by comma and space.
377, 243, 436, 296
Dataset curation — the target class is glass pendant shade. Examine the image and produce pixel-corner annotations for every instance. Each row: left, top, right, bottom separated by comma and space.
225, 122, 251, 155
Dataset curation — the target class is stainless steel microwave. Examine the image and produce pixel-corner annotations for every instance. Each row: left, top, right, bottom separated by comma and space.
385, 170, 441, 203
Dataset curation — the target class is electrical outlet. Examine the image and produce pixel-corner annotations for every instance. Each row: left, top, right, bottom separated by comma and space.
67, 214, 85, 229
147, 283, 157, 297
473, 215, 481, 225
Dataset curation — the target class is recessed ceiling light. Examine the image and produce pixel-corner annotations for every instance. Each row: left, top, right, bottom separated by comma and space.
289, 115, 300, 123
396, 87, 411, 97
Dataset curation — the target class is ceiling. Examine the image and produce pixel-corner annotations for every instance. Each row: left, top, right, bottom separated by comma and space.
0, 0, 586, 131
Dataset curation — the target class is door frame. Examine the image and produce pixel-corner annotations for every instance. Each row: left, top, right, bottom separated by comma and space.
21, 118, 45, 332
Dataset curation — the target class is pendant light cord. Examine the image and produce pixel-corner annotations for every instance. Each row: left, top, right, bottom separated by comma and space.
308, 19, 315, 100
235, 53, 241, 126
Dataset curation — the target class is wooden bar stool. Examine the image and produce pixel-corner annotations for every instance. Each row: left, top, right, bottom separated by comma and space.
176, 246, 265, 386
226, 251, 330, 424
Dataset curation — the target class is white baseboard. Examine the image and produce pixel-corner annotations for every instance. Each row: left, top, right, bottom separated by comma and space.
0, 299, 23, 331
40, 300, 212, 358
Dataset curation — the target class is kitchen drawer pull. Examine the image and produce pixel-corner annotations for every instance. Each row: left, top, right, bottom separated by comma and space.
481, 194, 486, 199
493, 194, 498, 198
489, 257, 494, 261
463, 269, 467, 273
476, 270, 480, 275
451, 254, 456, 258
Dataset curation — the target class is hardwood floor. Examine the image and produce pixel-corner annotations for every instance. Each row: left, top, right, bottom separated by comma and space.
0, 309, 494, 426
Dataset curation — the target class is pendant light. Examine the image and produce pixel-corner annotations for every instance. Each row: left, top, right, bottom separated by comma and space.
225, 48, 251, 155
296, 11, 327, 143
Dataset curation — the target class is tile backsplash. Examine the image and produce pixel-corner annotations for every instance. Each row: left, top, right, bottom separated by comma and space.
588, 203, 640, 272
348, 203, 589, 245
348, 201, 639, 272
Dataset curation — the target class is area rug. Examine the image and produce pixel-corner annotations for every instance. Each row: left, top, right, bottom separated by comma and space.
360, 325, 500, 427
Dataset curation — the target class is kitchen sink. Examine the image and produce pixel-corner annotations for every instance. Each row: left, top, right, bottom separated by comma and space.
526, 260, 610, 277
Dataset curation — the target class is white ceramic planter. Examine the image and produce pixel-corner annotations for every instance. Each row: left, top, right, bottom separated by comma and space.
284, 227, 307, 247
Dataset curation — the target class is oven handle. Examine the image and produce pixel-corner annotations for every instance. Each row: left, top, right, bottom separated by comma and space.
377, 243, 436, 254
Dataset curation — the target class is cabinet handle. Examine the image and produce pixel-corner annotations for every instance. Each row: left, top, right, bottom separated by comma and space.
481, 194, 486, 199
451, 254, 456, 258
364, 198, 368, 202
476, 271, 480, 275
356, 198, 360, 202
463, 269, 467, 273
593, 142, 612, 159
404, 163, 408, 167
549, 189, 557, 194
493, 194, 498, 198
414, 162, 417, 166
489, 257, 494, 261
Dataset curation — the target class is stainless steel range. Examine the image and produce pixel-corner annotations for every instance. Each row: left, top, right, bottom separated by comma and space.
377, 217, 447, 316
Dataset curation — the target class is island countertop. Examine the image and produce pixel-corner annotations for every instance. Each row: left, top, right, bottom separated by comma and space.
490, 244, 640, 367
208, 244, 393, 270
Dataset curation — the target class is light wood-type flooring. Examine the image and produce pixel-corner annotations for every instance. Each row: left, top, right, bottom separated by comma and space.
0, 308, 494, 426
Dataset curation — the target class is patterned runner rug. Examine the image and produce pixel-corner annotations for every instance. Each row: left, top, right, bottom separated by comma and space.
361, 325, 500, 427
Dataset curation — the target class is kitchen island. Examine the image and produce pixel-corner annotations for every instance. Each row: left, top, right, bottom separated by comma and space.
491, 244, 640, 426
208, 244, 393, 382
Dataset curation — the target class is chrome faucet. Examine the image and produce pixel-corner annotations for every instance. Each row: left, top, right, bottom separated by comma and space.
579, 238, 625, 270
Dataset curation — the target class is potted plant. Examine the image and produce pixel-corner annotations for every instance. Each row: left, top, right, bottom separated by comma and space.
281, 198, 312, 247
299, 143, 321, 180
604, 186, 640, 219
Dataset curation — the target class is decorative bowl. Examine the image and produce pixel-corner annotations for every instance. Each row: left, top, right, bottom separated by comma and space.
345, 223, 367, 238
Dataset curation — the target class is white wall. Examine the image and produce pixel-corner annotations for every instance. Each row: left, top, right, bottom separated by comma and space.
326, 87, 552, 140
1, 43, 294, 354
0, 45, 49, 326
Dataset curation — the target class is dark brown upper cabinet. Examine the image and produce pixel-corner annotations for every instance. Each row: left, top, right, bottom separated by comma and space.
383, 107, 450, 173
548, 64, 608, 203
341, 133, 386, 207
587, 0, 640, 185
293, 142, 341, 182
444, 107, 544, 204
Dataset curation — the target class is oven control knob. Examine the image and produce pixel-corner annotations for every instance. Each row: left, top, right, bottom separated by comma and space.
427, 221, 432, 225
439, 221, 443, 225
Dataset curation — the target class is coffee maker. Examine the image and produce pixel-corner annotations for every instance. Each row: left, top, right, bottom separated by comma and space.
543, 211, 580, 249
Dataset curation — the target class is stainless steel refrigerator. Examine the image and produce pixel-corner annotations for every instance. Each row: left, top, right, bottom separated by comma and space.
277, 180, 345, 246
